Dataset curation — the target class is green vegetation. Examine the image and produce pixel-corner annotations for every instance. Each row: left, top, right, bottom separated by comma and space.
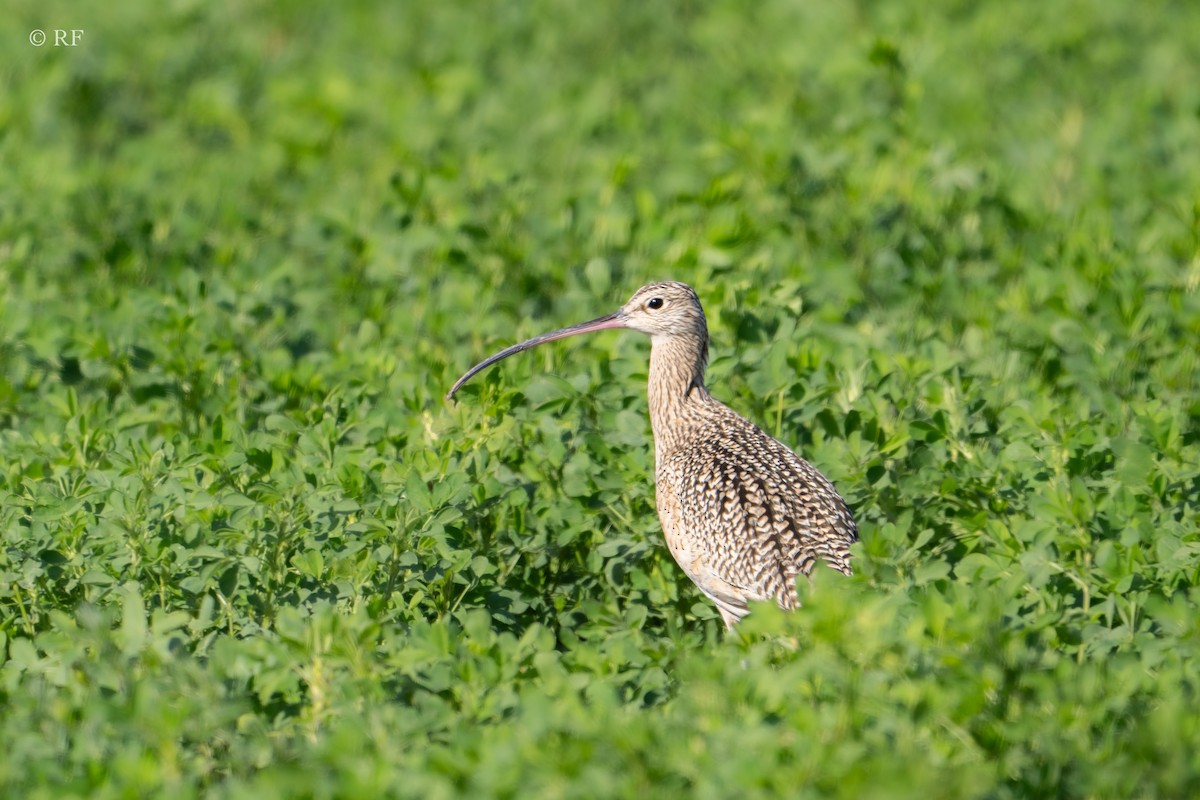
2, 0, 1199, 796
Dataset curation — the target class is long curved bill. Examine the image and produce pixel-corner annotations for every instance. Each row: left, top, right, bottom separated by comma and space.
446, 311, 626, 401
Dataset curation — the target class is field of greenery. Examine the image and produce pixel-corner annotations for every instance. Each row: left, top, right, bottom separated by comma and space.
2, 0, 1199, 796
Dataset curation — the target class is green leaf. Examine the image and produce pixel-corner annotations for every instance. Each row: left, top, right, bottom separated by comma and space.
119, 586, 147, 656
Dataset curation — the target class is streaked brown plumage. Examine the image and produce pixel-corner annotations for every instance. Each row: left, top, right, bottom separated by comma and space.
447, 281, 857, 628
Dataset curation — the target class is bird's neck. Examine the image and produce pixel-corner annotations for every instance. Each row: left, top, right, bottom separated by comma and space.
647, 333, 710, 453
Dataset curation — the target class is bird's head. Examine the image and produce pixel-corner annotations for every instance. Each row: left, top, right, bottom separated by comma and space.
617, 281, 708, 342
446, 280, 709, 401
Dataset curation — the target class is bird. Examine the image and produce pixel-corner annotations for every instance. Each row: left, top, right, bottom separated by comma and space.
447, 281, 857, 628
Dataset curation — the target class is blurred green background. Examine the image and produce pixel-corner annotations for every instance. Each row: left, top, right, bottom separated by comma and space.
2, 1, 1199, 797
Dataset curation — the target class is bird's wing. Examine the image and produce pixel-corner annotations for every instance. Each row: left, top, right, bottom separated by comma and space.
672, 414, 856, 609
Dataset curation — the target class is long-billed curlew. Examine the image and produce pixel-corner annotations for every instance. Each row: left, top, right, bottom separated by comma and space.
447, 281, 857, 628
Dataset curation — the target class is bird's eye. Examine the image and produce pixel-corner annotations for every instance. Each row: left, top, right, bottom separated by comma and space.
647, 297, 664, 310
